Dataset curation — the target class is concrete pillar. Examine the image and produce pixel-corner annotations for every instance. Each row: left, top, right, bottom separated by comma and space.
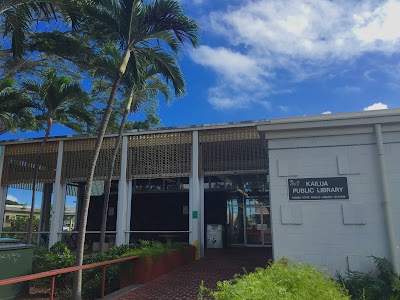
0, 146, 6, 236
125, 180, 133, 244
199, 177, 205, 257
116, 136, 129, 246
189, 131, 201, 258
49, 141, 64, 248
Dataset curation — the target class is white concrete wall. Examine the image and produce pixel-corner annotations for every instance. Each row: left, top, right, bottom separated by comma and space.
269, 130, 400, 275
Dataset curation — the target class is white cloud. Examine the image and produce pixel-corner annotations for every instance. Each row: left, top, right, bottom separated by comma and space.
190, 46, 269, 88
6, 195, 19, 203
278, 105, 290, 113
190, 0, 400, 110
322, 111, 332, 114
190, 46, 271, 109
363, 102, 388, 111
207, 86, 270, 111
209, 0, 400, 61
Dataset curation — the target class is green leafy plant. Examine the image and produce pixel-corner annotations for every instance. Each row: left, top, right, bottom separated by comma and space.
337, 256, 400, 300
32, 241, 76, 297
207, 259, 350, 300
30, 240, 191, 299
2, 216, 39, 242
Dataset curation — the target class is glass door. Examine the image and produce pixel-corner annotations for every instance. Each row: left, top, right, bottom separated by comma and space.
245, 206, 262, 245
245, 205, 271, 246
226, 199, 244, 245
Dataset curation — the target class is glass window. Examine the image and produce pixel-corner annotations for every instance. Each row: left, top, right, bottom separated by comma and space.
225, 176, 242, 190
210, 176, 225, 189
135, 179, 149, 191
243, 174, 268, 189
149, 178, 163, 191
165, 178, 179, 190
179, 177, 189, 190
245, 196, 269, 206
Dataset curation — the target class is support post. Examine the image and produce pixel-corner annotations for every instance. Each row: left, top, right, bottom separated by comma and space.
125, 180, 133, 244
49, 141, 64, 248
116, 136, 128, 246
0, 145, 6, 236
189, 131, 201, 258
199, 177, 205, 258
374, 124, 400, 273
50, 275, 55, 300
101, 265, 106, 299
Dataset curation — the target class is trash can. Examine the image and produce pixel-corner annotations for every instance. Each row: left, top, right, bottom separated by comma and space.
0, 238, 34, 300
206, 224, 223, 248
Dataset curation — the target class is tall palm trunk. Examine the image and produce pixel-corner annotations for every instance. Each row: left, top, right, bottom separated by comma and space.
99, 91, 135, 252
72, 50, 130, 300
26, 117, 52, 244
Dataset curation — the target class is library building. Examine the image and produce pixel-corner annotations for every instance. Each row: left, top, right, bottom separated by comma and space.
1, 108, 399, 275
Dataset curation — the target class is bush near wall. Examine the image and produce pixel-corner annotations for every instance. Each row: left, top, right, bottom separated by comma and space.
204, 259, 350, 300
336, 256, 400, 300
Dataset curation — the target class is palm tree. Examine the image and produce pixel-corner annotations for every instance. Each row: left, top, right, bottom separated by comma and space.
21, 68, 94, 244
72, 1, 198, 297
97, 51, 186, 252
1, 0, 81, 58
0, 78, 37, 134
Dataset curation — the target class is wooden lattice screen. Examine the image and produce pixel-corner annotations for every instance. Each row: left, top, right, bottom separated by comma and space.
127, 132, 192, 179
199, 127, 268, 176
62, 137, 121, 182
1, 142, 58, 185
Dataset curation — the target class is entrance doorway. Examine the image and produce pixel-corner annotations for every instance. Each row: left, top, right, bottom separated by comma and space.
244, 206, 271, 246
204, 175, 271, 248
226, 201, 271, 247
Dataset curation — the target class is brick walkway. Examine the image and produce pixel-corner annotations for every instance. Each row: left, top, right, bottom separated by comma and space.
116, 247, 272, 300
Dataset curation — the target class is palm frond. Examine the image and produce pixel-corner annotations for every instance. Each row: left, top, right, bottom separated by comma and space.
21, 68, 94, 133
136, 46, 185, 97
2, 0, 87, 58
136, 0, 199, 49
0, 77, 37, 133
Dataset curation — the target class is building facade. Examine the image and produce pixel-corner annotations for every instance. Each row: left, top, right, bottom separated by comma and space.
0, 108, 399, 275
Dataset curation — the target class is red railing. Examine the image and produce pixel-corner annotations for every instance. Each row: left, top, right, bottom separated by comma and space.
0, 255, 139, 299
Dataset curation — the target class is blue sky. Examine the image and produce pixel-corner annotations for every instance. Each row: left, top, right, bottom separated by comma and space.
2, 0, 400, 141
162, 0, 400, 125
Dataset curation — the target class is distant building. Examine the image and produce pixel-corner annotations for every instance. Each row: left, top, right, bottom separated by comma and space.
3, 204, 40, 227
3, 204, 75, 228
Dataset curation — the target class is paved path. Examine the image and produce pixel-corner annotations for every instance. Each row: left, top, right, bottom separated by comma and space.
116, 248, 272, 300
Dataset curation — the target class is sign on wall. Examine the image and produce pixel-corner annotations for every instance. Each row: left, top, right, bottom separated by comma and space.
288, 177, 349, 200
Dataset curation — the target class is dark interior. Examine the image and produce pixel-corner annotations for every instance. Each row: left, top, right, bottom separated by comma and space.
204, 191, 227, 247
130, 192, 189, 242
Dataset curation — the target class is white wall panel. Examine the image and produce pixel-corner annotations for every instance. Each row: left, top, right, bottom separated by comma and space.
269, 132, 394, 275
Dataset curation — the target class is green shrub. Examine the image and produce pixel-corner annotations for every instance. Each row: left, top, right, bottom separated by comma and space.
81, 245, 133, 299
336, 256, 400, 300
31, 240, 191, 299
32, 241, 76, 297
206, 259, 350, 300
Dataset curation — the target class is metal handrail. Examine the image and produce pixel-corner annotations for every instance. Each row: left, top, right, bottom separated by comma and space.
57, 231, 117, 234
125, 230, 190, 233
0, 255, 139, 300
